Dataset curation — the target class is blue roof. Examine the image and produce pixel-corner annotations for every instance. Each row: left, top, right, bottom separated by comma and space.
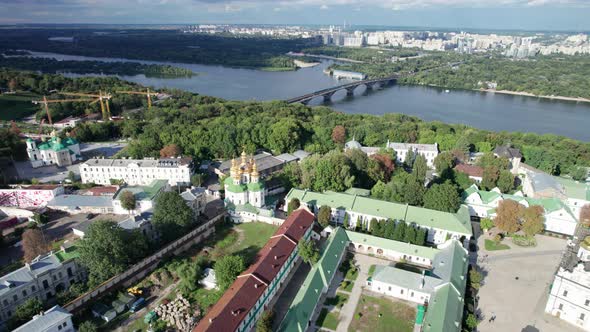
48, 195, 113, 208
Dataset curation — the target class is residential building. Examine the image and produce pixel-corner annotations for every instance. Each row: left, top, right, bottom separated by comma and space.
0, 245, 85, 324
454, 164, 484, 183
387, 141, 439, 168
278, 229, 468, 332
285, 189, 473, 246
118, 212, 158, 242
26, 133, 82, 169
545, 227, 590, 331
180, 186, 207, 216
344, 138, 381, 156
493, 145, 522, 174
0, 185, 65, 208
112, 180, 169, 215
12, 305, 73, 332
193, 209, 315, 332
80, 157, 194, 186
47, 195, 114, 214
462, 184, 577, 236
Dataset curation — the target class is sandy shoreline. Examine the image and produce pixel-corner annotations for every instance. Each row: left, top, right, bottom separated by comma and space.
480, 89, 590, 103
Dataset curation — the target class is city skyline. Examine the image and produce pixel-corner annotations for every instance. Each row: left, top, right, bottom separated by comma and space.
1, 0, 590, 31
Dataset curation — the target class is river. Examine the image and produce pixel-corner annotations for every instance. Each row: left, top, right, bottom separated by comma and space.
21, 51, 590, 141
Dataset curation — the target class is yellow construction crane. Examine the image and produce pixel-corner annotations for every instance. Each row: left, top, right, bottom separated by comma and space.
32, 96, 96, 125
59, 91, 112, 120
116, 88, 158, 109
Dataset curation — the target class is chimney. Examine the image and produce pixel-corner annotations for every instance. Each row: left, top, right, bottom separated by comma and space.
420, 270, 426, 289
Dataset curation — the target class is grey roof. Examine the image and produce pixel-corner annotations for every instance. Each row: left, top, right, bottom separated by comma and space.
372, 266, 443, 294
275, 153, 299, 163
292, 150, 310, 160
0, 253, 62, 297
218, 152, 284, 174
48, 195, 113, 208
345, 139, 363, 150
73, 219, 93, 234
180, 187, 206, 201
528, 172, 565, 195
83, 157, 192, 168
118, 214, 150, 231
387, 142, 439, 152
493, 145, 522, 159
13, 305, 72, 332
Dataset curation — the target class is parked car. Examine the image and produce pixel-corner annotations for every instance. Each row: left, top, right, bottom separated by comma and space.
130, 297, 146, 313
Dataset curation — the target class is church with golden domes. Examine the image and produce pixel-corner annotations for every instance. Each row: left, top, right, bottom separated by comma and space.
224, 151, 265, 209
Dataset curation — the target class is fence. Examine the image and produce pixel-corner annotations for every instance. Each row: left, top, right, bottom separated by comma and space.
64, 212, 226, 313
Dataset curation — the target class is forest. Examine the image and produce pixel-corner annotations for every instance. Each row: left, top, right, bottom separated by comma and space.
0, 55, 195, 77
0, 29, 317, 69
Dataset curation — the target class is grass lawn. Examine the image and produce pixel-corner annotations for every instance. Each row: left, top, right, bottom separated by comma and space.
316, 308, 340, 330
484, 239, 511, 251
210, 222, 278, 264
348, 294, 415, 332
0, 92, 40, 120
339, 280, 354, 292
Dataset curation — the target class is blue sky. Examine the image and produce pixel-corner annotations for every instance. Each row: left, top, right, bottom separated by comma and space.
0, 0, 589, 31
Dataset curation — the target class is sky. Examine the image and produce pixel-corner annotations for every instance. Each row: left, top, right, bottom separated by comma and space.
1, 0, 589, 31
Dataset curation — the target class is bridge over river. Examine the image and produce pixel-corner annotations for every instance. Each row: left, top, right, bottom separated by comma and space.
285, 62, 462, 105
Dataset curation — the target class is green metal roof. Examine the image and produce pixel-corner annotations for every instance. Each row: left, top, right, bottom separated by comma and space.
224, 177, 247, 193
344, 187, 371, 197
422, 283, 464, 332
286, 189, 472, 235
35, 136, 78, 152
554, 177, 590, 201
278, 227, 348, 332
114, 179, 167, 201
246, 181, 265, 192
345, 230, 438, 260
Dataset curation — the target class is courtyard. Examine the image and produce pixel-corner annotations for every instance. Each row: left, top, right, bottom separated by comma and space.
476, 234, 580, 332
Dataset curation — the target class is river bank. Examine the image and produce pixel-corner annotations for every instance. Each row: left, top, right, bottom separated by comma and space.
479, 89, 590, 103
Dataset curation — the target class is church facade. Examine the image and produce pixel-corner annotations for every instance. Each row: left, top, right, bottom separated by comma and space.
224, 151, 266, 222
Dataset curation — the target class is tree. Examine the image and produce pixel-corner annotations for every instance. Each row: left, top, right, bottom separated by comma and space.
481, 166, 500, 190
423, 181, 461, 213
215, 255, 245, 290
469, 269, 483, 290
318, 205, 332, 227
78, 321, 98, 332
287, 198, 300, 216
465, 313, 478, 330
8, 78, 18, 92
268, 119, 301, 153
434, 152, 455, 176
67, 170, 77, 183
331, 125, 346, 144
78, 220, 148, 286
257, 310, 274, 332
403, 180, 426, 206
343, 213, 350, 229
497, 170, 515, 193
572, 167, 588, 181
393, 222, 407, 241
191, 173, 206, 187
298, 239, 320, 265
369, 153, 395, 183
412, 154, 428, 183
369, 218, 380, 236
404, 225, 416, 244
159, 143, 182, 157
480, 218, 494, 231
521, 205, 545, 237
119, 190, 136, 212
404, 149, 416, 168
10, 298, 43, 329
581, 204, 590, 227
415, 228, 427, 246
32, 212, 48, 224
177, 260, 204, 295
494, 199, 523, 234
152, 191, 195, 243
383, 220, 395, 239
22, 228, 48, 262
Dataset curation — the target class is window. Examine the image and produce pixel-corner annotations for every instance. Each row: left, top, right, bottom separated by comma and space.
581, 313, 586, 321
13, 295, 17, 302
586, 300, 590, 306
388, 286, 391, 291
559, 304, 563, 310
22, 290, 27, 297
563, 290, 569, 297
400, 289, 404, 294
31, 285, 36, 292
3, 300, 8, 306
58, 325, 62, 331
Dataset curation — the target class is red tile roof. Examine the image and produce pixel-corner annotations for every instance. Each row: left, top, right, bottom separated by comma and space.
454, 164, 484, 178
193, 209, 315, 332
83, 186, 119, 196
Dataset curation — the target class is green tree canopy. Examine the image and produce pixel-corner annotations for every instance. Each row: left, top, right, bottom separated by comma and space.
287, 198, 300, 216
298, 239, 320, 265
152, 191, 194, 243
423, 181, 461, 213
318, 205, 332, 227
10, 298, 44, 330
215, 255, 245, 291
119, 190, 136, 212
521, 205, 545, 237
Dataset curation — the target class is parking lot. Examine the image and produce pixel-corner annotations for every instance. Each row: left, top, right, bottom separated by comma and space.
476, 235, 579, 332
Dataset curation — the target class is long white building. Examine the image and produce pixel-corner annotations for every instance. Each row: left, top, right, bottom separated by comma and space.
344, 138, 439, 168
80, 157, 193, 186
546, 230, 590, 331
